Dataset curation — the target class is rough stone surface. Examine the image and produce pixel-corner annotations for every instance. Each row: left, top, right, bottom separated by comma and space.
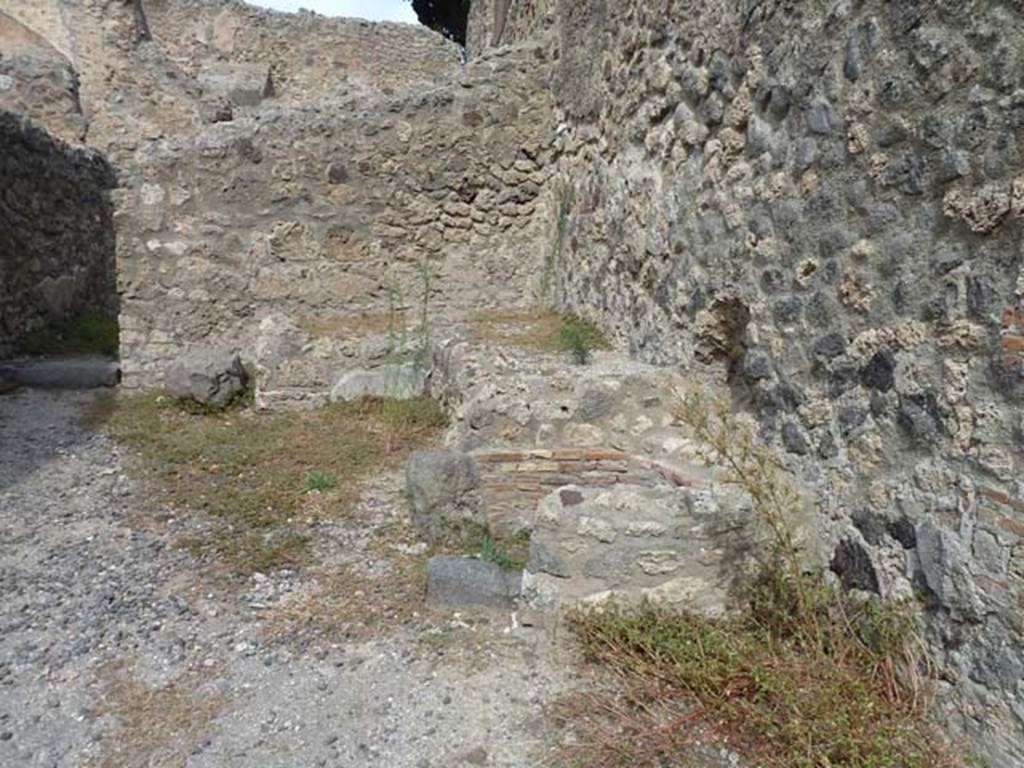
467, 1, 1024, 762
330, 363, 426, 402
0, 112, 116, 358
164, 347, 248, 407
114, 43, 554, 390
406, 451, 485, 542
0, 11, 85, 142
426, 555, 522, 609
196, 61, 272, 108
0, 356, 120, 389
2, 0, 1023, 760
524, 484, 754, 616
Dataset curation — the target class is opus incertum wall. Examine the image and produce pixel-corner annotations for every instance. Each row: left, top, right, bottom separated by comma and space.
0, 112, 116, 357
467, 0, 1024, 764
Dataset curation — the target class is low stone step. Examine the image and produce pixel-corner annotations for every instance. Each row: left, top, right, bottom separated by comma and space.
0, 356, 120, 390
426, 555, 521, 609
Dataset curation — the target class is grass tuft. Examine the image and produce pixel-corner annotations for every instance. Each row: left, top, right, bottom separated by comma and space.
90, 394, 447, 576
558, 315, 607, 365
461, 528, 531, 572
562, 587, 953, 768
304, 469, 337, 492
91, 663, 225, 768
21, 309, 119, 357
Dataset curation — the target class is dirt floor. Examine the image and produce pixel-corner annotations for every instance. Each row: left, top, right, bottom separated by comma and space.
0, 389, 571, 768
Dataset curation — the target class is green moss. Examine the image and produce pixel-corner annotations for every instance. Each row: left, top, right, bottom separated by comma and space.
21, 310, 119, 357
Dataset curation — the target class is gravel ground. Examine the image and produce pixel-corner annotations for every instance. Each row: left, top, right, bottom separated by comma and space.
0, 389, 571, 768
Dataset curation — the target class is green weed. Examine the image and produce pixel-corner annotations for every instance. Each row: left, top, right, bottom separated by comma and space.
558, 315, 607, 365
471, 309, 609, 363
304, 470, 337, 492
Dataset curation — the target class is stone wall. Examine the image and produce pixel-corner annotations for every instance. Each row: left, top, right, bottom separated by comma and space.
510, 0, 1024, 763
467, 0, 555, 59
0, 11, 85, 142
116, 43, 556, 395
145, 0, 461, 101
0, 0, 72, 57
1, 0, 213, 152
0, 112, 116, 357
0, 0, 459, 153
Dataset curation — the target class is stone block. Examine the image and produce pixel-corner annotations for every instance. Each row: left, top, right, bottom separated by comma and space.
165, 347, 248, 408
523, 484, 755, 617
197, 62, 273, 108
426, 555, 521, 609
329, 362, 426, 402
406, 451, 486, 542
0, 357, 120, 390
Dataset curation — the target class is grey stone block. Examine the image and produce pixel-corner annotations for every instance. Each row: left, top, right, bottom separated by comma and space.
165, 347, 248, 408
522, 484, 757, 617
406, 451, 484, 542
426, 555, 521, 609
329, 362, 426, 402
916, 521, 981, 621
0, 357, 120, 389
197, 62, 273, 108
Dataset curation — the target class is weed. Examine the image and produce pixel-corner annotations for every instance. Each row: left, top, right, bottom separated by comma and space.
95, 393, 447, 576
383, 257, 435, 372
558, 315, 607, 365
304, 469, 337, 492
470, 531, 531, 572
416, 255, 433, 366
21, 309, 119, 357
677, 389, 814, 635
386, 268, 409, 362
553, 391, 960, 768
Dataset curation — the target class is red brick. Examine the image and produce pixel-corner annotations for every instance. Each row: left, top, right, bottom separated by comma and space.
1001, 335, 1024, 352
982, 486, 1012, 505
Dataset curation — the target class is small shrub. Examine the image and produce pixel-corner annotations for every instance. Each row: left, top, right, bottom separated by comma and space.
478, 532, 530, 571
471, 309, 610, 363
304, 470, 337, 492
457, 524, 530, 572
558, 315, 607, 365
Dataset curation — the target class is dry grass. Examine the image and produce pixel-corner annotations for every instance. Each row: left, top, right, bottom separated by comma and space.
88, 394, 447, 576
470, 309, 609, 357
264, 520, 434, 641
559, 590, 957, 768
89, 663, 226, 768
301, 311, 399, 339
